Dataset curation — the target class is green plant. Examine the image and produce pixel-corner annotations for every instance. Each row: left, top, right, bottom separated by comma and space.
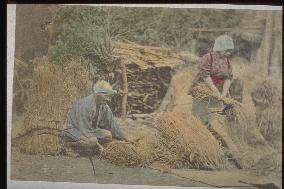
49, 6, 242, 70
49, 7, 120, 75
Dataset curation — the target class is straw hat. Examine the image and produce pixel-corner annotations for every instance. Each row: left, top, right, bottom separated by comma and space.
93, 80, 117, 95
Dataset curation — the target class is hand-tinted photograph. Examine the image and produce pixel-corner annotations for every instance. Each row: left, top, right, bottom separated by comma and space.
10, 4, 282, 188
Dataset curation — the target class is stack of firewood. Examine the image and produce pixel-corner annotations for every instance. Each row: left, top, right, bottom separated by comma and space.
126, 66, 171, 114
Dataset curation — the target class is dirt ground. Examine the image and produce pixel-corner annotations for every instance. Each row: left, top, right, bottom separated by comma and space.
10, 149, 209, 187
11, 149, 275, 188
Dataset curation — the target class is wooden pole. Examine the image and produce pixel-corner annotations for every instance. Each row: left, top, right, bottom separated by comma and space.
263, 12, 274, 76
120, 61, 128, 118
268, 12, 281, 77
187, 26, 264, 32
254, 12, 274, 75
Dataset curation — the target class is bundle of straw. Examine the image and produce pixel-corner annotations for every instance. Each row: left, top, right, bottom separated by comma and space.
190, 83, 249, 127
190, 83, 212, 99
102, 137, 156, 167
222, 98, 247, 123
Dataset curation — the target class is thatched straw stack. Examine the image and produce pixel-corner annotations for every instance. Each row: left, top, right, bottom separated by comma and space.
154, 111, 226, 169
251, 79, 282, 148
257, 107, 282, 141
114, 40, 187, 69
60, 60, 93, 100
251, 79, 281, 108
13, 59, 92, 155
14, 63, 65, 155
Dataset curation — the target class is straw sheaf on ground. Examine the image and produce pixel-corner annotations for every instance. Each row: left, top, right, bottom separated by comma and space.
13, 59, 92, 155
102, 137, 157, 167
103, 111, 226, 169
102, 116, 159, 168
189, 83, 274, 168
155, 111, 226, 169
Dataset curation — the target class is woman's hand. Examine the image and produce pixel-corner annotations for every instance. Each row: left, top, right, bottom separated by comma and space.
212, 88, 222, 100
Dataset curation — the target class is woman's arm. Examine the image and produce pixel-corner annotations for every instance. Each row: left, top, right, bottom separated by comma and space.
197, 54, 221, 98
222, 58, 233, 98
221, 79, 231, 98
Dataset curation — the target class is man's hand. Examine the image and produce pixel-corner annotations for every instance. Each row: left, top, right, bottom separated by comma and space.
125, 138, 134, 144
123, 136, 145, 145
123, 137, 135, 145
79, 135, 98, 146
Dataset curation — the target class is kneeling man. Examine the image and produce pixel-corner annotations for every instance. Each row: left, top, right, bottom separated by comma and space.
62, 80, 131, 156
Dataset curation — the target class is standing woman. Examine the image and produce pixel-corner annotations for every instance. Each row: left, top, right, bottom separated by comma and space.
189, 35, 235, 124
